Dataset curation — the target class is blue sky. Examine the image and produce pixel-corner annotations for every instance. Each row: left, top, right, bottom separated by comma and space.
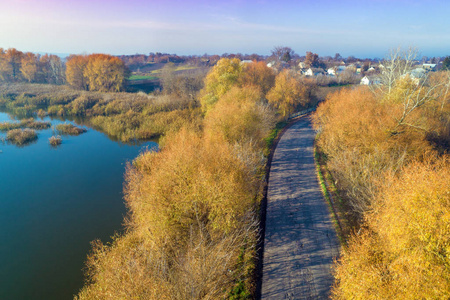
0, 0, 449, 58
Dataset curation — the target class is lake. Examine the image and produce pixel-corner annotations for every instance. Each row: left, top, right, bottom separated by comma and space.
0, 112, 157, 300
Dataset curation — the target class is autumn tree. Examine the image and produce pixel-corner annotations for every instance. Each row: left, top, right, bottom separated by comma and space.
0, 48, 8, 81
0, 48, 24, 81
38, 54, 65, 84
200, 57, 242, 111
377, 47, 418, 95
84, 54, 127, 92
20, 52, 38, 82
304, 51, 320, 68
204, 85, 276, 148
267, 69, 311, 119
239, 61, 276, 95
333, 157, 450, 299
66, 55, 89, 90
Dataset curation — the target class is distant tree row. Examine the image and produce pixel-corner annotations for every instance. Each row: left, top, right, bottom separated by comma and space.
0, 48, 65, 84
65, 54, 128, 92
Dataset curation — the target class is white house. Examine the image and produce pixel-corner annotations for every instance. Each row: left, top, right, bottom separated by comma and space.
305, 68, 325, 76
327, 66, 346, 76
422, 63, 437, 71
360, 75, 381, 85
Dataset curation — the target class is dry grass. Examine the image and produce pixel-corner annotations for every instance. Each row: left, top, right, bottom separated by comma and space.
55, 123, 87, 135
49, 135, 62, 146
6, 128, 37, 145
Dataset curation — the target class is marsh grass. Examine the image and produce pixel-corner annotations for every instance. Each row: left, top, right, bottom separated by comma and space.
0, 118, 51, 131
0, 83, 199, 142
49, 135, 62, 146
55, 123, 87, 135
6, 128, 37, 145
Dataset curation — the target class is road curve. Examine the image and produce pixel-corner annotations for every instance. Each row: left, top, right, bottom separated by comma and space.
261, 116, 340, 300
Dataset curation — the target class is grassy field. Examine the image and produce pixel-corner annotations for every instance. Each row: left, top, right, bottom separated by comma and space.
127, 75, 158, 81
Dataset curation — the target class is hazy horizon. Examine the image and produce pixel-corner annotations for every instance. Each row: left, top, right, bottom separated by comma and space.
1, 0, 449, 58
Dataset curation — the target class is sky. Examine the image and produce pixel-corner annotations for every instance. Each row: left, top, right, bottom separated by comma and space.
0, 0, 449, 58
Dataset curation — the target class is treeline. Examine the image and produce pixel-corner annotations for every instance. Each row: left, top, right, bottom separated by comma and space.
0, 48, 129, 92
0, 48, 65, 84
312, 49, 450, 298
75, 58, 316, 299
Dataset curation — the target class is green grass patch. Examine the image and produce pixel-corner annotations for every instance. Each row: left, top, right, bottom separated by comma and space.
264, 121, 287, 156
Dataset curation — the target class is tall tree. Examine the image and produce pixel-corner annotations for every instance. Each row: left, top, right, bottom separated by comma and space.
47, 54, 65, 84
200, 58, 242, 111
83, 54, 127, 92
271, 46, 294, 63
239, 61, 276, 95
267, 69, 309, 119
304, 51, 320, 68
66, 55, 89, 90
20, 52, 38, 82
2, 48, 24, 81
442, 56, 450, 71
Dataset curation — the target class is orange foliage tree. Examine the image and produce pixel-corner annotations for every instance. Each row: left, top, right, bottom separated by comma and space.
66, 54, 127, 92
84, 54, 127, 92
65, 55, 88, 90
239, 61, 275, 95
0, 48, 24, 81
20, 52, 38, 82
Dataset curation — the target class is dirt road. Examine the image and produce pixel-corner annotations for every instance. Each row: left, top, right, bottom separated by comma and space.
261, 116, 340, 299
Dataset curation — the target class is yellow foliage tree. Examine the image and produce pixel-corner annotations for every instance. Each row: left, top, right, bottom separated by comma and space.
313, 85, 438, 216
204, 85, 276, 148
333, 156, 450, 299
20, 52, 38, 82
239, 61, 275, 95
200, 58, 242, 111
266, 69, 309, 119
84, 54, 127, 92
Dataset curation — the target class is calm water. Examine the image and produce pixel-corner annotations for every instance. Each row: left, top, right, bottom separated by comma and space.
0, 112, 157, 300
